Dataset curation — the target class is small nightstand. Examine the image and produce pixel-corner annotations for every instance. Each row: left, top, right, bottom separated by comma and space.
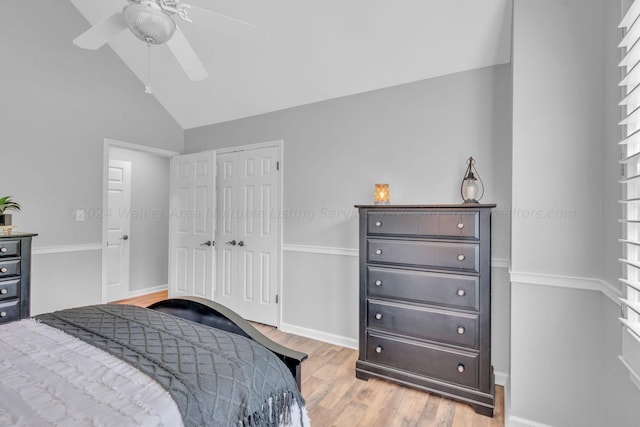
0, 232, 37, 323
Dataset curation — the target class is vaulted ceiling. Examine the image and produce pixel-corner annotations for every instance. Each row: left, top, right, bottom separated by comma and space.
69, 0, 512, 129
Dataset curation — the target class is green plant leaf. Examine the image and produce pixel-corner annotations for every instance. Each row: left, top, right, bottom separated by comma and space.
0, 196, 21, 214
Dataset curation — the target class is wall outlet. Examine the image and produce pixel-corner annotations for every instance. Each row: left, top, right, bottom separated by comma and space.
76, 209, 85, 222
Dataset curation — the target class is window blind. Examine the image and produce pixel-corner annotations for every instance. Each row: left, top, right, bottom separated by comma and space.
619, 0, 640, 387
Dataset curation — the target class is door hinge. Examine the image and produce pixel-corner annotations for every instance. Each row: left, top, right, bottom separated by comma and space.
275, 294, 279, 304
276, 161, 280, 171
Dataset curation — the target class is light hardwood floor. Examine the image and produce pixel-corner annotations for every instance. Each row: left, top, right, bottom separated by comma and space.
113, 291, 505, 427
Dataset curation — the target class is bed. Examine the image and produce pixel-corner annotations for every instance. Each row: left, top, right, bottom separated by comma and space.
0, 297, 310, 427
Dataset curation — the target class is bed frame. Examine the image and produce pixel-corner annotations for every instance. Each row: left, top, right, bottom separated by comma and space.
148, 297, 308, 390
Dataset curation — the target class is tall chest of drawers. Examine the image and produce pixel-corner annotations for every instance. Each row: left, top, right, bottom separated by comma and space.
0, 233, 37, 323
355, 205, 495, 416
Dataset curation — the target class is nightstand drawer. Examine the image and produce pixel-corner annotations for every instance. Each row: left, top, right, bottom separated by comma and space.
366, 332, 479, 388
367, 239, 478, 272
367, 267, 478, 310
367, 300, 479, 349
0, 279, 19, 300
0, 240, 20, 258
367, 211, 479, 239
0, 259, 20, 278
0, 299, 20, 324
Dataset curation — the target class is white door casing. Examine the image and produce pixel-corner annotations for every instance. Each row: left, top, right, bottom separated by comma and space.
169, 151, 216, 299
216, 145, 280, 326
106, 160, 131, 302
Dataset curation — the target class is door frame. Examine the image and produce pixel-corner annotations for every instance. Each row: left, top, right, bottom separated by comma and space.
101, 138, 179, 303
214, 140, 284, 327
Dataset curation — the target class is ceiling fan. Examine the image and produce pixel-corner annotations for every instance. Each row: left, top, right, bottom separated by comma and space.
72, 0, 263, 82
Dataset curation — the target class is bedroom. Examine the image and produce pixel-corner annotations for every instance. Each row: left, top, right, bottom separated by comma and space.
2, 0, 640, 426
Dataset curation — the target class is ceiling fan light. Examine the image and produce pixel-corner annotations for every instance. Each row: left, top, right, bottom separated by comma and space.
123, 2, 176, 45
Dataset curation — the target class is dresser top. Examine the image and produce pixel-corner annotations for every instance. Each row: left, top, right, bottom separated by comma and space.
354, 204, 497, 209
0, 232, 38, 239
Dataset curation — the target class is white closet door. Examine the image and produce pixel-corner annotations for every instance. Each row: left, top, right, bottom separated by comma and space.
215, 145, 280, 326
169, 151, 216, 299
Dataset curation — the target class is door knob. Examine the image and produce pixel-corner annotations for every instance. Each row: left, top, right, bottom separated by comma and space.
226, 240, 237, 246
200, 240, 213, 247
238, 241, 245, 247
121, 235, 129, 240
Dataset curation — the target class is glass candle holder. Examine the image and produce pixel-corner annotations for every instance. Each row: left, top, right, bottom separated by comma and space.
374, 184, 390, 205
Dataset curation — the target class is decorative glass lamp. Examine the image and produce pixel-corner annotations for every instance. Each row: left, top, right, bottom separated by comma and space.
460, 157, 484, 204
374, 184, 390, 205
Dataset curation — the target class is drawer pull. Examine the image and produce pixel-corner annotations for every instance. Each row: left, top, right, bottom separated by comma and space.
374, 280, 383, 287
457, 364, 465, 373
457, 254, 465, 261
0, 312, 6, 318
375, 249, 383, 255
375, 313, 383, 320
0, 289, 6, 295
457, 326, 465, 335
375, 221, 382, 227
0, 268, 7, 274
375, 346, 383, 354
457, 223, 465, 229
457, 289, 466, 297
0, 247, 6, 253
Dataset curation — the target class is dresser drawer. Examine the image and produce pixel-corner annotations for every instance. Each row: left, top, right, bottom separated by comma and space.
367, 239, 479, 272
367, 267, 478, 310
0, 279, 19, 300
367, 211, 479, 239
0, 299, 20, 324
367, 300, 479, 349
366, 332, 479, 388
0, 240, 20, 258
0, 259, 20, 278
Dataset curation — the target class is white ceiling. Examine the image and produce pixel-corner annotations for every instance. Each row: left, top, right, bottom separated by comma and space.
69, 0, 512, 129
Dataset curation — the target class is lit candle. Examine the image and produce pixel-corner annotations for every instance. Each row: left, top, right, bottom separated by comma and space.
374, 184, 390, 204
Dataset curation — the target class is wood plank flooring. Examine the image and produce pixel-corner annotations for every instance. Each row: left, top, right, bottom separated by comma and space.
113, 291, 505, 427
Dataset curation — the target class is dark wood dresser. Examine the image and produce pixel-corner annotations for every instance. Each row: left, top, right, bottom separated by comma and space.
355, 205, 495, 416
0, 232, 37, 323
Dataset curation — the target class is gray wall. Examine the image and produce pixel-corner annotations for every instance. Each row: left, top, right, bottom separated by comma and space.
510, 0, 640, 426
110, 147, 170, 293
187, 65, 512, 258
1, 0, 183, 314
185, 64, 513, 375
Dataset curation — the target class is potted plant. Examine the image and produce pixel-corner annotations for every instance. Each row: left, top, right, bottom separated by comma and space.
0, 196, 21, 226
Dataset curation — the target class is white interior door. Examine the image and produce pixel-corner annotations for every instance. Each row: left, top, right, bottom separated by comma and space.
169, 151, 216, 299
106, 160, 131, 302
216, 145, 280, 325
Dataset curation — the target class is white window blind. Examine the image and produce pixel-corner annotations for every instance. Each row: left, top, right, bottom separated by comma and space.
619, 0, 640, 387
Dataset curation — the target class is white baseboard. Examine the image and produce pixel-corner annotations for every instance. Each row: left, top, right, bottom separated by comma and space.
508, 416, 553, 427
280, 322, 358, 350
494, 370, 508, 387
125, 284, 168, 299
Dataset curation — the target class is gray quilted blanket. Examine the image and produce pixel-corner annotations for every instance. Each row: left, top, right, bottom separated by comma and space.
36, 304, 304, 427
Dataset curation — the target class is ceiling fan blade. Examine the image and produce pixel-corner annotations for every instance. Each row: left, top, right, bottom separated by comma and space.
166, 26, 208, 81
187, 6, 268, 41
73, 11, 128, 50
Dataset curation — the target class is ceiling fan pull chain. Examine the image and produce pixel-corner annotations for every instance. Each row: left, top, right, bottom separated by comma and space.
145, 38, 153, 94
